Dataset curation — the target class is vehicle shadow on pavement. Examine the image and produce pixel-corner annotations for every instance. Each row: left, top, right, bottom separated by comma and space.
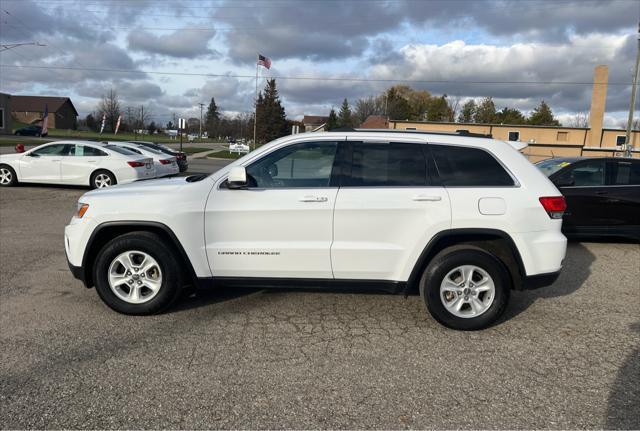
502, 242, 595, 322
169, 286, 260, 312
606, 321, 640, 429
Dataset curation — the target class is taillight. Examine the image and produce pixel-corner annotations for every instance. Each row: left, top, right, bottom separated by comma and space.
127, 161, 145, 167
539, 196, 566, 219
159, 159, 172, 165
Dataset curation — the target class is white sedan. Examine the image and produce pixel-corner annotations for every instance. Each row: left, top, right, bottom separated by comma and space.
0, 140, 155, 189
105, 141, 179, 177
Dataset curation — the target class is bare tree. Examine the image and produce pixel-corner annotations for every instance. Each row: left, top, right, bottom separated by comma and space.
354, 95, 385, 126
568, 111, 589, 128
446, 95, 461, 122
97, 89, 121, 132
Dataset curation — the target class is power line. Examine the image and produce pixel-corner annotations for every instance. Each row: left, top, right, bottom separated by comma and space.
0, 63, 628, 86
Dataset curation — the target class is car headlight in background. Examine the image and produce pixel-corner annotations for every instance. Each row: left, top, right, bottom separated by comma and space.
76, 202, 89, 219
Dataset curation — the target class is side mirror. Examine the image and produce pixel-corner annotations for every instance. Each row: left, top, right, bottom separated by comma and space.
227, 166, 247, 189
26, 152, 39, 157
268, 164, 278, 177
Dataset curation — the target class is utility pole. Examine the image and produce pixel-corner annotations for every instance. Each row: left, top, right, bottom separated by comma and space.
199, 102, 205, 140
624, 21, 640, 158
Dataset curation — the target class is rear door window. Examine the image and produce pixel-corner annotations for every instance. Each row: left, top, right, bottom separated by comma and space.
609, 160, 640, 186
345, 142, 428, 187
430, 144, 514, 186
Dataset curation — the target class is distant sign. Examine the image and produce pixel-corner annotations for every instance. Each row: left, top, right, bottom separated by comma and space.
178, 118, 186, 130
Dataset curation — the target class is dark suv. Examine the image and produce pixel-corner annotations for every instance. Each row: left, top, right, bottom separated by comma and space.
537, 157, 640, 240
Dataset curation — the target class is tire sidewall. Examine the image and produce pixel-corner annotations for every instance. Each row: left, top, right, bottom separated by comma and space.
421, 248, 510, 330
93, 234, 181, 315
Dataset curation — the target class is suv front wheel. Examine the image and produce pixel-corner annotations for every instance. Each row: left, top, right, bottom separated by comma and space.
420, 245, 510, 330
93, 232, 184, 314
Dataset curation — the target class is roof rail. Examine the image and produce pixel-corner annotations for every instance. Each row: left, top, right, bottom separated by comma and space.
329, 128, 492, 139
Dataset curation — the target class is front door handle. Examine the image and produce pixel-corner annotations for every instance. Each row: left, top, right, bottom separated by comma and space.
299, 196, 328, 202
412, 195, 442, 202
50, 159, 61, 162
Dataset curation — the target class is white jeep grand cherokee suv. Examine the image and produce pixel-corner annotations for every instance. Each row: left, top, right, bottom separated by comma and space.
65, 130, 567, 330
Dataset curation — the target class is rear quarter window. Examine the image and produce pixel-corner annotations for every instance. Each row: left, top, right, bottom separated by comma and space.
430, 144, 515, 186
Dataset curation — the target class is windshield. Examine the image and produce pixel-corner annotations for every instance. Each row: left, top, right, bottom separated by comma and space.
536, 159, 574, 177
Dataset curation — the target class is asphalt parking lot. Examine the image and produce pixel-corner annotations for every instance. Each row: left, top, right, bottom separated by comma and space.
0, 162, 638, 429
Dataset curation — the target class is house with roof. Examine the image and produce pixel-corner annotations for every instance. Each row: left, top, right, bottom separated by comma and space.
301, 115, 329, 132
11, 95, 78, 130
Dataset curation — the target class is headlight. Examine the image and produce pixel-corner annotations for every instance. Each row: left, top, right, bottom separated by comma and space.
76, 202, 89, 218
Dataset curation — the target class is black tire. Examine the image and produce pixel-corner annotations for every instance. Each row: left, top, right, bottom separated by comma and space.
0, 164, 18, 187
419, 245, 510, 331
93, 231, 184, 315
90, 169, 117, 189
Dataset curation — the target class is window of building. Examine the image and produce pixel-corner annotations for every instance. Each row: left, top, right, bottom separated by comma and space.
405, 127, 417, 130
345, 142, 428, 187
508, 131, 520, 141
246, 141, 338, 188
431, 144, 515, 186
557, 131, 568, 142
0, 108, 4, 129
616, 135, 626, 146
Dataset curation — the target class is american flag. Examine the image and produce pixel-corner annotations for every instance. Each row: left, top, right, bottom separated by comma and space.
41, 104, 49, 135
257, 54, 271, 69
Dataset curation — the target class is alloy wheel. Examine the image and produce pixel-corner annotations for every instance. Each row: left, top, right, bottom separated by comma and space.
94, 173, 112, 188
440, 265, 495, 318
108, 250, 163, 304
0, 168, 12, 185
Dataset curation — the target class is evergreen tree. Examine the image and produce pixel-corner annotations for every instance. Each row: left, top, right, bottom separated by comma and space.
255, 79, 287, 144
527, 100, 560, 126
385, 87, 412, 120
475, 97, 497, 123
338, 98, 353, 128
326, 108, 339, 130
458, 100, 477, 123
495, 107, 526, 125
205, 97, 220, 137
426, 95, 452, 122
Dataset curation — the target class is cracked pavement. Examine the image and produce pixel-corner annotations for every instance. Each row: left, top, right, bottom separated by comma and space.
1, 183, 639, 429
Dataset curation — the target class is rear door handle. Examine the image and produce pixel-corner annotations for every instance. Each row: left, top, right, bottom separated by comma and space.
50, 159, 61, 162
412, 195, 442, 202
595, 191, 608, 195
299, 196, 328, 202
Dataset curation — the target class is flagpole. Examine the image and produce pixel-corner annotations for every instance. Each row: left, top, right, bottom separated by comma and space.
253, 54, 259, 151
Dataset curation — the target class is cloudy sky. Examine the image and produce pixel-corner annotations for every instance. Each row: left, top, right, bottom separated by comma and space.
0, 0, 638, 126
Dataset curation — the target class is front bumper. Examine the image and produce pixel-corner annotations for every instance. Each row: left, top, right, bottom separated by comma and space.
67, 257, 85, 283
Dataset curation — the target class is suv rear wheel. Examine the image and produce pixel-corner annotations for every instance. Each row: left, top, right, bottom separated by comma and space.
93, 232, 183, 314
419, 245, 510, 330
